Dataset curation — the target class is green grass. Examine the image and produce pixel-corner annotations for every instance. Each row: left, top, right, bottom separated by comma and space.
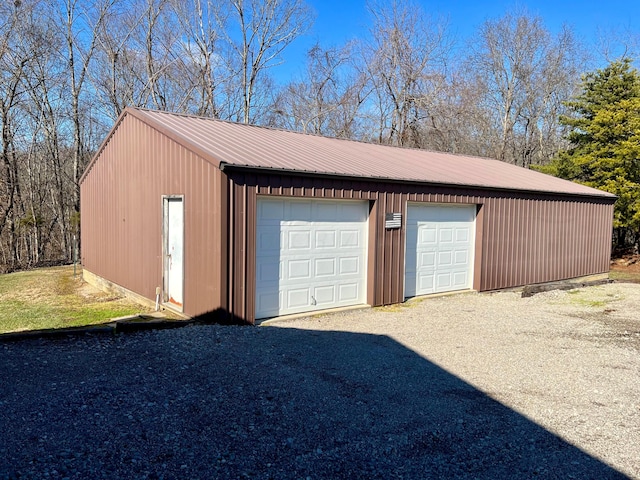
0, 266, 149, 334
609, 269, 640, 283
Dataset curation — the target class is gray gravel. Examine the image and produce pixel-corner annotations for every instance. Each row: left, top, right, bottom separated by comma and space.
1, 283, 639, 479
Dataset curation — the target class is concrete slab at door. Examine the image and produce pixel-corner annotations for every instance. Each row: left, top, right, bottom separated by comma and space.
164, 197, 184, 309
405, 204, 476, 298
256, 198, 369, 319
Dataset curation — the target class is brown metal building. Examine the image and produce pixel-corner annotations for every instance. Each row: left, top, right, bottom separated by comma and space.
80, 107, 616, 324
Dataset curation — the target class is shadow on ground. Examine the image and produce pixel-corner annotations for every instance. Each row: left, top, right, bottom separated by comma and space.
0, 324, 628, 479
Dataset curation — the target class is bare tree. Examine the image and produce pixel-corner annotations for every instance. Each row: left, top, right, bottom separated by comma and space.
0, 0, 38, 268
54, 0, 116, 260
360, 0, 451, 147
172, 0, 226, 117
272, 42, 369, 137
219, 0, 313, 124
464, 11, 584, 166
595, 25, 640, 65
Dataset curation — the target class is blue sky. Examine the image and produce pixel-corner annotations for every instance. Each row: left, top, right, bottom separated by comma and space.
276, 0, 640, 79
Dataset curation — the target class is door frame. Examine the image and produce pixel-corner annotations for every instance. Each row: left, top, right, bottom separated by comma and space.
162, 195, 185, 312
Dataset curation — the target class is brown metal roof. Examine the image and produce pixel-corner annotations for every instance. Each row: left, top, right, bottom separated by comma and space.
89, 107, 614, 198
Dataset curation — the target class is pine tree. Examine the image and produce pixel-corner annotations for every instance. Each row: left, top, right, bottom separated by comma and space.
539, 59, 640, 249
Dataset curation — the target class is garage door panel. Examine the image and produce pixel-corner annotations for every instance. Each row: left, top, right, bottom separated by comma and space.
339, 256, 360, 275
339, 230, 361, 248
436, 273, 452, 289
289, 201, 312, 220
453, 271, 468, 287
455, 227, 470, 242
438, 251, 453, 267
418, 274, 434, 292
256, 288, 280, 317
288, 259, 311, 279
287, 230, 311, 250
259, 199, 285, 220
316, 231, 336, 248
315, 202, 338, 220
439, 228, 454, 243
314, 285, 336, 304
315, 258, 336, 276
406, 204, 475, 298
257, 257, 280, 282
287, 288, 309, 309
420, 228, 437, 245
340, 202, 368, 221
256, 199, 368, 319
338, 283, 360, 302
257, 231, 280, 252
454, 250, 469, 265
419, 251, 436, 268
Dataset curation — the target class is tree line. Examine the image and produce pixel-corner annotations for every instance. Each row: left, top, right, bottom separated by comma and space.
0, 0, 638, 271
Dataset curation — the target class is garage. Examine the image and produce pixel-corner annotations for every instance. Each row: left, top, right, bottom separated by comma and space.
405, 204, 476, 297
80, 108, 615, 323
255, 198, 369, 319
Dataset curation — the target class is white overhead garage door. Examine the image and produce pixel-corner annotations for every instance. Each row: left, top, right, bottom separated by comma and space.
405, 204, 476, 298
256, 198, 369, 319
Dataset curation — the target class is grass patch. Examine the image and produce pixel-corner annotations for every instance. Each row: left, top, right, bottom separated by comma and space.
609, 269, 640, 284
0, 266, 150, 334
564, 286, 619, 309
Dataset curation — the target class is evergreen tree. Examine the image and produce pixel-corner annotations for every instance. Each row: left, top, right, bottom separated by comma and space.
539, 59, 640, 249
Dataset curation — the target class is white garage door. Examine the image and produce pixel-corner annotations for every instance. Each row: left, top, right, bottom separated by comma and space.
405, 204, 476, 298
256, 198, 369, 319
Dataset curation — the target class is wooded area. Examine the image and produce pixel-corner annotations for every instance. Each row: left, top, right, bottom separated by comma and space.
0, 0, 638, 271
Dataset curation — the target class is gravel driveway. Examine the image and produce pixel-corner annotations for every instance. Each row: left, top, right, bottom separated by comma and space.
1, 283, 639, 479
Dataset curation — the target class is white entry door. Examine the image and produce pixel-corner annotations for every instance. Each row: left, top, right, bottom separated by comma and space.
256, 198, 369, 319
405, 204, 476, 298
163, 197, 184, 309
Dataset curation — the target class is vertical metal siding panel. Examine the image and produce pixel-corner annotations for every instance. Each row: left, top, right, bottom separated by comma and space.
531, 199, 540, 284
367, 197, 378, 306
518, 198, 527, 287
498, 197, 507, 289
490, 197, 499, 290
376, 192, 387, 305
472, 204, 484, 291
550, 200, 557, 280
512, 199, 520, 287
585, 202, 593, 274
232, 182, 246, 320
383, 192, 393, 305
562, 201, 569, 279
245, 183, 257, 322
506, 198, 514, 288
392, 192, 405, 304
480, 198, 491, 290
540, 200, 549, 284
567, 200, 575, 278
541, 200, 549, 282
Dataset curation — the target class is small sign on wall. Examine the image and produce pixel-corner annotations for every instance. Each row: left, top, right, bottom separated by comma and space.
385, 212, 402, 229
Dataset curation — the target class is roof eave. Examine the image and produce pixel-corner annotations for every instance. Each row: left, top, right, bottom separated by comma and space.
219, 163, 617, 201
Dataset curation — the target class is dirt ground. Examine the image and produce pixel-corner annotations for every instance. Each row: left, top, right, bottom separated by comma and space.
610, 254, 640, 282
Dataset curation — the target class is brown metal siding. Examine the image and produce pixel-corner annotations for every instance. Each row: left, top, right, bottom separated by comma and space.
80, 114, 227, 317
479, 195, 613, 291
225, 172, 613, 323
